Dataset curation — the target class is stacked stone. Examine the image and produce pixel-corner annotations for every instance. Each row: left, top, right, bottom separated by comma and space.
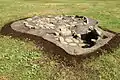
23, 15, 101, 47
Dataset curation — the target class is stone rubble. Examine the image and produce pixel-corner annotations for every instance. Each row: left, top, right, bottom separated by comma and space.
23, 15, 103, 47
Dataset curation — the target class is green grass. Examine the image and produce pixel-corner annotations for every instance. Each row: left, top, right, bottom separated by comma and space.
0, 0, 120, 80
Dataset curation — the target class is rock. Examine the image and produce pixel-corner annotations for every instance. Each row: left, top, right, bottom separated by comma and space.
50, 26, 54, 29
59, 36, 65, 43
77, 34, 81, 38
26, 18, 32, 21
55, 37, 59, 41
95, 28, 102, 36
69, 43, 77, 46
44, 24, 50, 29
65, 24, 70, 27
55, 32, 59, 36
59, 36, 68, 45
36, 23, 39, 26
24, 21, 35, 29
58, 27, 72, 36
39, 25, 44, 29
71, 24, 76, 27
79, 39, 84, 43
86, 29, 91, 33
65, 38, 73, 43
71, 16, 75, 19
72, 38, 79, 43
80, 23, 84, 25
45, 26, 50, 29
32, 16, 39, 20
49, 24, 55, 29
73, 22, 77, 25
62, 41, 68, 45
89, 26, 94, 30
49, 24, 55, 27
55, 16, 63, 20
46, 18, 50, 21
78, 43, 86, 47
91, 39, 97, 42
83, 22, 87, 25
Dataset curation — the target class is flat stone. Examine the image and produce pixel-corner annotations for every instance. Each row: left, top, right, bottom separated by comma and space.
24, 21, 35, 29
26, 18, 32, 21
49, 24, 55, 27
73, 22, 77, 24
55, 16, 63, 20
50, 26, 54, 29
78, 43, 86, 47
77, 34, 81, 38
95, 28, 102, 36
89, 26, 94, 30
69, 43, 77, 46
62, 41, 68, 45
65, 38, 73, 43
59, 28, 72, 36
55, 32, 59, 36
65, 24, 70, 27
72, 38, 79, 43
91, 39, 97, 42
59, 37, 65, 43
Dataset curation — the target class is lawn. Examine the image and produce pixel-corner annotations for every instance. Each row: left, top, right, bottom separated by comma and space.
0, 0, 120, 80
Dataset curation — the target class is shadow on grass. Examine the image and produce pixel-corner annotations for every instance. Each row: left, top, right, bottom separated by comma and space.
0, 18, 120, 67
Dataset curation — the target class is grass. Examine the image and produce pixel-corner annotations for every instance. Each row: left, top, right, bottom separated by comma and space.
0, 0, 120, 80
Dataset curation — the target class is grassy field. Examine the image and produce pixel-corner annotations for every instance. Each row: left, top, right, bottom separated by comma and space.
0, 0, 120, 80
